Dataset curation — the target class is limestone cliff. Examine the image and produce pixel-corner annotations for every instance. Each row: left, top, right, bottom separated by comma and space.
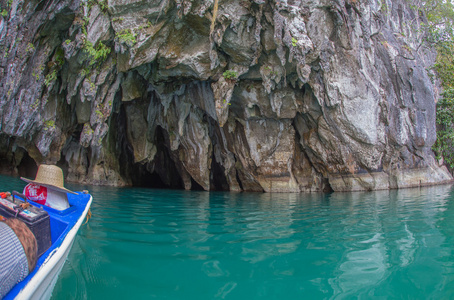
0, 0, 451, 192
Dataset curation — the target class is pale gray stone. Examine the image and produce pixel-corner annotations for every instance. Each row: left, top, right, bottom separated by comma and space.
0, 0, 451, 191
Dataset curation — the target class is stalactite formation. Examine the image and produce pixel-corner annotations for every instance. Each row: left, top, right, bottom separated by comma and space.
0, 0, 451, 192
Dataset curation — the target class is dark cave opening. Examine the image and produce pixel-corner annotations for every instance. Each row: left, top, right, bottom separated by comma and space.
205, 113, 231, 192
114, 100, 135, 185
129, 126, 185, 190
17, 151, 38, 179
210, 152, 230, 191
131, 162, 171, 189
322, 178, 334, 193
190, 178, 205, 191
115, 99, 213, 191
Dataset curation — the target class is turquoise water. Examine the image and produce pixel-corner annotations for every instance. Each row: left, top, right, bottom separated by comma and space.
2, 176, 454, 299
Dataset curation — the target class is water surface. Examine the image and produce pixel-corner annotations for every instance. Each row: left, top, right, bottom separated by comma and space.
2, 175, 454, 299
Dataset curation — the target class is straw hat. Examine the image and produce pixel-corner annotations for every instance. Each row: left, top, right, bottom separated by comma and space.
21, 164, 76, 194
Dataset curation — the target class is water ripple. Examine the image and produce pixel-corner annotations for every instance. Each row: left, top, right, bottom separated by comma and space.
44, 184, 454, 299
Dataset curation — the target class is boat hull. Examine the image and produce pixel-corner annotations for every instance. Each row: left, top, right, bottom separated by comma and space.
3, 194, 92, 300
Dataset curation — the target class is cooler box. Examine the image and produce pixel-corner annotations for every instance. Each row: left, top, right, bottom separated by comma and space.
0, 194, 51, 257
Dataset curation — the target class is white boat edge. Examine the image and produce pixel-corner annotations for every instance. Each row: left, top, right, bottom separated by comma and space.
15, 195, 93, 300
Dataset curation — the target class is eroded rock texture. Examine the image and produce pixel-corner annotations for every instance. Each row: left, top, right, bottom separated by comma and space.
0, 0, 451, 191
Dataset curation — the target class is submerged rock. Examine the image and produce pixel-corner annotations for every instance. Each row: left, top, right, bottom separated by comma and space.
0, 0, 451, 192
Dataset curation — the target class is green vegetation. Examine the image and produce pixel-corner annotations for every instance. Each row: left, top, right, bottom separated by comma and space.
434, 42, 454, 89
263, 65, 279, 77
26, 43, 35, 53
98, 0, 108, 11
83, 125, 94, 135
43, 120, 55, 130
115, 29, 136, 47
402, 44, 412, 52
380, 2, 388, 14
74, 4, 112, 74
83, 16, 90, 27
44, 70, 57, 86
291, 37, 297, 47
434, 89, 454, 167
95, 110, 103, 118
433, 43, 454, 168
222, 70, 237, 80
95, 103, 108, 119
31, 98, 40, 110
32, 71, 39, 81
416, 0, 454, 170
83, 40, 111, 65
80, 68, 90, 77
1, 9, 7, 17
44, 47, 65, 87
84, 0, 107, 13
414, 0, 454, 44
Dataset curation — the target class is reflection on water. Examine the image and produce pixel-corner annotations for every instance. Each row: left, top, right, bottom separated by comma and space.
0, 173, 447, 299
327, 187, 453, 299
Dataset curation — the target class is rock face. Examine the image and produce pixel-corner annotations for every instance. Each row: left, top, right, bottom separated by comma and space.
0, 0, 451, 192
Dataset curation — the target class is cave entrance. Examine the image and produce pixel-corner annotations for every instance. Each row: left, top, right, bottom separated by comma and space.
322, 178, 334, 193
131, 163, 172, 189
116, 100, 230, 191
210, 152, 229, 191
191, 177, 205, 191
17, 151, 38, 179
131, 126, 185, 190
